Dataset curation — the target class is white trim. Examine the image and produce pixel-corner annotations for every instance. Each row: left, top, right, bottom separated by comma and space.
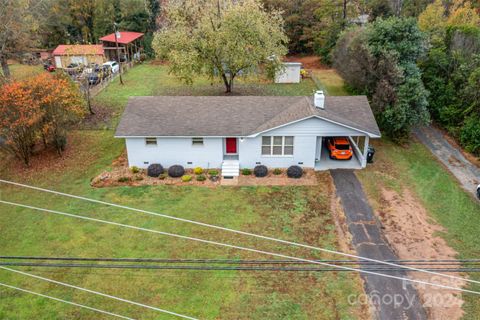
250, 115, 380, 138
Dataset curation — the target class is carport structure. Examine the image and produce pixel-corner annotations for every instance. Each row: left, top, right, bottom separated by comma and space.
310, 95, 380, 171
315, 135, 370, 170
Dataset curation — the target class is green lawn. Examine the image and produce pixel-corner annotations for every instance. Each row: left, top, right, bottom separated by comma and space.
0, 64, 364, 319
311, 70, 349, 96
356, 139, 480, 319
8, 64, 44, 80
94, 62, 318, 126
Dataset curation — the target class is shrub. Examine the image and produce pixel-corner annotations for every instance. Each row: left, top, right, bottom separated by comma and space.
209, 169, 219, 177
287, 165, 303, 178
181, 175, 192, 182
147, 164, 164, 177
168, 165, 185, 177
241, 168, 252, 175
159, 173, 167, 180
196, 174, 206, 181
273, 168, 282, 175
193, 167, 203, 175
117, 176, 131, 183
254, 165, 268, 177
134, 175, 144, 181
130, 166, 140, 174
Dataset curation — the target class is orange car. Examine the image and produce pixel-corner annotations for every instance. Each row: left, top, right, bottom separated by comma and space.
327, 137, 353, 160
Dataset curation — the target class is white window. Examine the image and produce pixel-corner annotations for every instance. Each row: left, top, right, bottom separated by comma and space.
192, 137, 204, 145
145, 137, 157, 146
261, 136, 294, 156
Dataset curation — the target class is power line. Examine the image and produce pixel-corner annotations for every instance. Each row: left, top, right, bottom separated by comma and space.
0, 179, 478, 287
0, 200, 478, 296
0, 266, 198, 320
3, 256, 480, 265
0, 281, 134, 320
2, 262, 480, 273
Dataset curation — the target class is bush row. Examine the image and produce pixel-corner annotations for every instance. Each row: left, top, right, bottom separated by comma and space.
243, 165, 303, 179
138, 164, 304, 180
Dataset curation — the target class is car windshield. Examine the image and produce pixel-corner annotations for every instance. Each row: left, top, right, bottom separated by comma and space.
335, 144, 350, 150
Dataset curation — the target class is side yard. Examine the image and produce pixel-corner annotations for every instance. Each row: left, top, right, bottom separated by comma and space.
356, 139, 480, 319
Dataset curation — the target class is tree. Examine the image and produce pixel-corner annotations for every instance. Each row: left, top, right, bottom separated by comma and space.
334, 17, 430, 140
24, 73, 86, 154
153, 0, 288, 93
0, 82, 43, 165
0, 0, 40, 78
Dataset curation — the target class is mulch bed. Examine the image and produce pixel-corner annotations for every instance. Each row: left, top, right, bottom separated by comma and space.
91, 153, 317, 187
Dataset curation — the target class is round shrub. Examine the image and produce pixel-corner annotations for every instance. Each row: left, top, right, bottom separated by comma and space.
196, 174, 206, 181
253, 165, 268, 178
181, 175, 192, 182
168, 165, 185, 178
273, 168, 282, 175
147, 164, 163, 177
241, 168, 252, 175
208, 169, 219, 177
130, 166, 140, 174
193, 167, 203, 175
287, 165, 303, 178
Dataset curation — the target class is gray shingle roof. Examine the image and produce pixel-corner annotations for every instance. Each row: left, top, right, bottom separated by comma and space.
114, 96, 381, 137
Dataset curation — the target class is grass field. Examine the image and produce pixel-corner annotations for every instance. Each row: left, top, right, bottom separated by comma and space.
0, 63, 365, 319
8, 64, 44, 80
356, 139, 480, 319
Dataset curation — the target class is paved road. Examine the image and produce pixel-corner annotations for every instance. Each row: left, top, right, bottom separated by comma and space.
414, 126, 480, 197
331, 169, 427, 320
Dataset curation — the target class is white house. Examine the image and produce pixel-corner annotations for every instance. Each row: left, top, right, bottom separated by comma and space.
114, 92, 381, 177
275, 62, 302, 83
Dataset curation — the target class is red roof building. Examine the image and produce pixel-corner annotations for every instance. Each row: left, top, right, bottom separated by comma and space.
52, 45, 105, 68
99, 31, 144, 63
99, 32, 144, 45
52, 44, 104, 56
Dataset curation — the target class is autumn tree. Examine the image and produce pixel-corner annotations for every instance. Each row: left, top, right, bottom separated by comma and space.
153, 0, 288, 93
25, 73, 86, 154
0, 82, 43, 165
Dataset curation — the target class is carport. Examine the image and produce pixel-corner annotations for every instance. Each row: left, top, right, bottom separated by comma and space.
314, 135, 370, 171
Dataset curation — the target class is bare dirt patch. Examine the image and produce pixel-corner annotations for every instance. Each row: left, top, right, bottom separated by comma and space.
379, 188, 465, 320
284, 55, 328, 70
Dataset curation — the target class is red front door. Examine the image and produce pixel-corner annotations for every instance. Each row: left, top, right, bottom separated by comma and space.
226, 138, 237, 154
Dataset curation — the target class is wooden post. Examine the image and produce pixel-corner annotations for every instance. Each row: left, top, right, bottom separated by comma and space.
114, 23, 124, 85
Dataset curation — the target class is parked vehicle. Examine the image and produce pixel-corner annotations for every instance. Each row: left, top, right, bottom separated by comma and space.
327, 137, 353, 160
87, 73, 100, 85
65, 63, 83, 75
43, 62, 55, 72
103, 61, 119, 74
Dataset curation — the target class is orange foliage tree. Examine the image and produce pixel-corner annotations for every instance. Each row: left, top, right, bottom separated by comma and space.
24, 73, 86, 154
0, 82, 43, 166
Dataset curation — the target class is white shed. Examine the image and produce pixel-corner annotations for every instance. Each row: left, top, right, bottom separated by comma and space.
275, 62, 302, 84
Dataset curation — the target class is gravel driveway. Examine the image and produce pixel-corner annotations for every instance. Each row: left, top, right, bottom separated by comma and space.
414, 126, 480, 197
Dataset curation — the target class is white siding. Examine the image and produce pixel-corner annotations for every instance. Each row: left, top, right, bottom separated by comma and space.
262, 117, 364, 137
125, 137, 223, 169
275, 63, 301, 83
239, 135, 316, 168
122, 117, 369, 170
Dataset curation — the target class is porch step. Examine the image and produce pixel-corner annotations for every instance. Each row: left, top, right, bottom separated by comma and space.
221, 160, 240, 177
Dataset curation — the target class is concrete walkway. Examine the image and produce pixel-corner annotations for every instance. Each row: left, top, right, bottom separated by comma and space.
331, 169, 427, 320
414, 126, 480, 197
